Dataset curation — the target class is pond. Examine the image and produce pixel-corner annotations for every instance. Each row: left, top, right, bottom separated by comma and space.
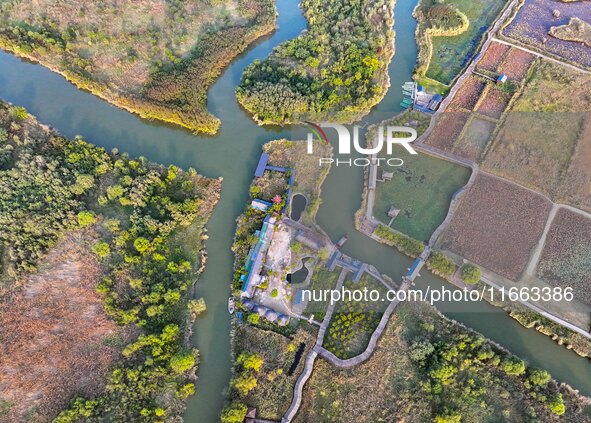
290, 194, 307, 221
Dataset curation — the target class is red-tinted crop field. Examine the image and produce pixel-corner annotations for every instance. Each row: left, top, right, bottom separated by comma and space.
476, 86, 510, 119
498, 48, 536, 81
441, 173, 552, 280
448, 76, 486, 111
425, 112, 470, 152
477, 42, 510, 72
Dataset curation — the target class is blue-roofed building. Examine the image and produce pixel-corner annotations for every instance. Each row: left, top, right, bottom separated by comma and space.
497, 74, 508, 84
254, 153, 269, 177
241, 216, 277, 298
251, 198, 272, 211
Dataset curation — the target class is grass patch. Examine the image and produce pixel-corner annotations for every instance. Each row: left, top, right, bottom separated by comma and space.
418, 0, 507, 84
374, 148, 471, 241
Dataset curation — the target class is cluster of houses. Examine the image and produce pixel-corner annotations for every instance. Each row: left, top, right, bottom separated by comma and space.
238, 153, 296, 326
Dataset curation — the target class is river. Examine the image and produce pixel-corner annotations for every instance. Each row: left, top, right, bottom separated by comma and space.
0, 0, 588, 421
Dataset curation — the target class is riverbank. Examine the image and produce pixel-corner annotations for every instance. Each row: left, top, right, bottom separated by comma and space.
236, 0, 396, 126
0, 0, 276, 134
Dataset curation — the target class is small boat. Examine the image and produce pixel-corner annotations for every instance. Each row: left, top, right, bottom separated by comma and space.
336, 235, 348, 249
400, 102, 411, 109
228, 296, 235, 314
401, 98, 413, 104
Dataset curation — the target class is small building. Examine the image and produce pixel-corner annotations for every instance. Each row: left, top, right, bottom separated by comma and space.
387, 206, 400, 219
277, 314, 290, 326
427, 94, 443, 111
254, 153, 269, 177
251, 198, 272, 212
265, 309, 278, 322
382, 170, 394, 181
496, 74, 508, 84
242, 299, 255, 311
245, 407, 257, 423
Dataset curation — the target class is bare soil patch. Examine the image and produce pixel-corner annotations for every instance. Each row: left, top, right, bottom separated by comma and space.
0, 230, 127, 422
425, 112, 470, 152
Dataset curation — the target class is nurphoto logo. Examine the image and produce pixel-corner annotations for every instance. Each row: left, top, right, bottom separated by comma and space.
304, 122, 418, 167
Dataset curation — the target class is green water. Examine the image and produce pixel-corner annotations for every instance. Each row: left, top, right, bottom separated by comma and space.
0, 0, 589, 421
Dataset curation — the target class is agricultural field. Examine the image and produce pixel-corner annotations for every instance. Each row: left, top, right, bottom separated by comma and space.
323, 274, 388, 359
476, 41, 511, 72
498, 48, 536, 81
0, 0, 275, 133
373, 147, 472, 241
0, 101, 222, 421
296, 300, 588, 422
536, 208, 591, 306
227, 324, 315, 421
237, 0, 395, 125
416, 0, 508, 85
425, 111, 470, 151
453, 116, 497, 161
483, 60, 591, 210
440, 173, 552, 281
448, 75, 487, 111
502, 0, 591, 70
476, 84, 511, 119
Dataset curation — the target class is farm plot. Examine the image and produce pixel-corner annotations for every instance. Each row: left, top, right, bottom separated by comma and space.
536, 208, 591, 306
476, 41, 510, 72
426, 0, 508, 84
562, 120, 591, 211
498, 48, 536, 81
502, 0, 591, 69
425, 112, 470, 152
452, 117, 496, 161
323, 274, 388, 359
440, 173, 552, 281
483, 61, 591, 205
476, 85, 511, 119
374, 148, 472, 241
448, 76, 487, 111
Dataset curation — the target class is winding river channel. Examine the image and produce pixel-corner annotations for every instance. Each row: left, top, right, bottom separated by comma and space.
0, 0, 590, 420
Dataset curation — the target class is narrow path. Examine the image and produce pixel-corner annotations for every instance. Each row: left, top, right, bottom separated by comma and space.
492, 37, 591, 75
526, 203, 559, 276
282, 268, 348, 423
316, 278, 412, 367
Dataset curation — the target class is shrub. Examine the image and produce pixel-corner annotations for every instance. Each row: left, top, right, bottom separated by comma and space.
461, 264, 481, 284
77, 211, 97, 228
220, 402, 248, 423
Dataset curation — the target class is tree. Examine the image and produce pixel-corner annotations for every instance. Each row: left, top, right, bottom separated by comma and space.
547, 393, 566, 415
170, 352, 196, 374
220, 402, 248, 423
92, 241, 111, 259
188, 298, 207, 315
134, 237, 151, 253
528, 369, 551, 387
317, 247, 331, 261
232, 374, 257, 395
237, 352, 263, 372
502, 356, 526, 376
12, 106, 28, 121
461, 264, 481, 284
77, 211, 97, 228
247, 313, 260, 325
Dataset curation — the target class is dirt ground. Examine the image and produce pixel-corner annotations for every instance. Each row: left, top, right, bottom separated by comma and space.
0, 230, 129, 422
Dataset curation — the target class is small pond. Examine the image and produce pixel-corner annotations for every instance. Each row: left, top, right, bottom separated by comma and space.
290, 194, 307, 221
287, 257, 310, 284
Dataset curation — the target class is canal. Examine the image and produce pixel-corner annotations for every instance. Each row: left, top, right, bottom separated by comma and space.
0, 0, 588, 421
